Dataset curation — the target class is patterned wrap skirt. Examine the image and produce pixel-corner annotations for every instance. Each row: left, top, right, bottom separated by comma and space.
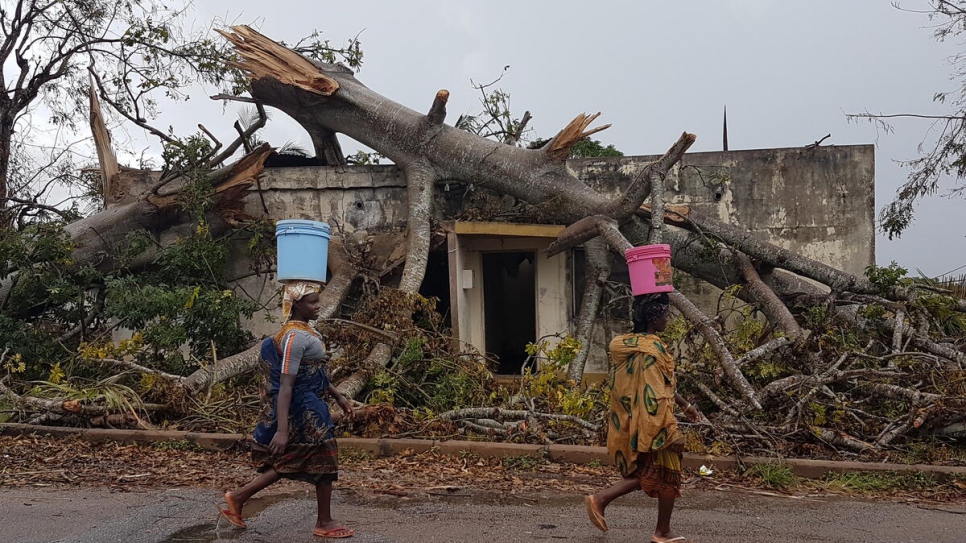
635, 449, 682, 498
251, 336, 339, 484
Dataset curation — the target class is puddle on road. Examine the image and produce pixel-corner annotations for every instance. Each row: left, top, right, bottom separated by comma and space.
236, 491, 302, 516
159, 491, 301, 543
160, 523, 242, 542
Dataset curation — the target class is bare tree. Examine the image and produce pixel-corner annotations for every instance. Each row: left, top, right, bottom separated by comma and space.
0, 1, 364, 227
850, 1, 966, 238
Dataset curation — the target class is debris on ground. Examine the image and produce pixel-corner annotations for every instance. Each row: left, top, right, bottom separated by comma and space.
1, 435, 964, 505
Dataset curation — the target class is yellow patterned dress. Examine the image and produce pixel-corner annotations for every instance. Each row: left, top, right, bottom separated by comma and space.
606, 332, 683, 497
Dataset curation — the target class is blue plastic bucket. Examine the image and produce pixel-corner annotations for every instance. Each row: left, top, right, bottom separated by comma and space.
275, 219, 331, 283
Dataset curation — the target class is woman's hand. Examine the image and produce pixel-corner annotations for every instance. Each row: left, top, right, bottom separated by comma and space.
674, 393, 702, 423
269, 429, 289, 456
683, 403, 701, 423
667, 438, 686, 453
335, 395, 355, 422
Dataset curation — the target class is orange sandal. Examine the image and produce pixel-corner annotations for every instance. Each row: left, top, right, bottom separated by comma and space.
584, 494, 608, 532
216, 504, 247, 529
314, 526, 354, 538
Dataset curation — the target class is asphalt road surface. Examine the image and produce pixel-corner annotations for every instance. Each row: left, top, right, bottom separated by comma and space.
1, 485, 964, 543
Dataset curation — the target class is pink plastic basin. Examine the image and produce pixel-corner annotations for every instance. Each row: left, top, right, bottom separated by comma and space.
624, 244, 674, 295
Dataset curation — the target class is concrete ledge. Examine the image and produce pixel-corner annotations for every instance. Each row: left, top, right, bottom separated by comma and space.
3, 423, 964, 480
0, 423, 247, 451
339, 437, 437, 457
546, 443, 605, 464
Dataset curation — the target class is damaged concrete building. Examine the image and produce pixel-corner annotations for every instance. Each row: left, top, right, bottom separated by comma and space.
230, 144, 875, 379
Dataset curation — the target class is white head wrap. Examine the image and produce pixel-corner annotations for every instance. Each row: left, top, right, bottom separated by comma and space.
281, 280, 323, 321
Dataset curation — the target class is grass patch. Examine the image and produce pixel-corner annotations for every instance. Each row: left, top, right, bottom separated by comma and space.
744, 462, 796, 489
457, 449, 482, 462
0, 399, 14, 423
501, 454, 547, 471
339, 447, 376, 462
153, 439, 201, 452
821, 470, 937, 494
587, 459, 603, 469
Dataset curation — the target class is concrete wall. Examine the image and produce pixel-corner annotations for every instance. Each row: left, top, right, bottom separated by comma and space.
570, 145, 876, 277
567, 145, 875, 373
245, 165, 410, 230
228, 165, 410, 338
228, 145, 875, 373
244, 145, 875, 277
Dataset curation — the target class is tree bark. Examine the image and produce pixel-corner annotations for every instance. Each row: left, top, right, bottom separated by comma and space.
0, 115, 14, 227
736, 252, 803, 340
567, 238, 610, 382
221, 26, 694, 229
650, 204, 877, 294
399, 162, 435, 293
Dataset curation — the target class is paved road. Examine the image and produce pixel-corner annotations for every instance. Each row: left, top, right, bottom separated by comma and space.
1, 485, 964, 543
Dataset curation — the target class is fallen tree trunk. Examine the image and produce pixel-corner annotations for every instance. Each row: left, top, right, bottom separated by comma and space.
215, 26, 966, 453
567, 238, 609, 382
12, 24, 963, 457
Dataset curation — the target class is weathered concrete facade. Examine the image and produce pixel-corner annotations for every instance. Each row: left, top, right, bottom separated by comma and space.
230, 145, 875, 375
571, 145, 875, 277
566, 145, 875, 373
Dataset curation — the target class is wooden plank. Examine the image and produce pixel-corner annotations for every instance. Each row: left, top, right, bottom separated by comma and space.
452, 221, 564, 238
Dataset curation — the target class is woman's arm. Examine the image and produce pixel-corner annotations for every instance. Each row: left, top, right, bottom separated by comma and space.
327, 384, 355, 421
269, 373, 297, 455
674, 392, 701, 422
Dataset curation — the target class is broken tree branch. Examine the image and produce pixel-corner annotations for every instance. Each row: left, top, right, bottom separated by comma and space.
426, 89, 449, 126
545, 112, 611, 162
737, 252, 803, 341
671, 290, 762, 410
567, 238, 610, 382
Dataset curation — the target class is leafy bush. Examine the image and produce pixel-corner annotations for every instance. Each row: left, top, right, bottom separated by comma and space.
365, 337, 493, 413
864, 262, 908, 294
0, 137, 262, 381
508, 335, 608, 420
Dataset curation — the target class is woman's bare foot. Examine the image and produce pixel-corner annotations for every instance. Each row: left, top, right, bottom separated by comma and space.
225, 491, 243, 514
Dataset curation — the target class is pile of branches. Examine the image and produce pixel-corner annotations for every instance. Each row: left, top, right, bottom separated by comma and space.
326, 277, 966, 461
669, 282, 966, 459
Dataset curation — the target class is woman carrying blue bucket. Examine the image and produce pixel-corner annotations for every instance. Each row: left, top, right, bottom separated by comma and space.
218, 220, 356, 539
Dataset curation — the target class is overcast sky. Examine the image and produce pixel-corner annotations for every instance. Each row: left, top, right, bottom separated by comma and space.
132, 0, 966, 277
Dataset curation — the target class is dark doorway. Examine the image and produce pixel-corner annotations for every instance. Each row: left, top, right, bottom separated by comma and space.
483, 251, 537, 374
419, 250, 452, 329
